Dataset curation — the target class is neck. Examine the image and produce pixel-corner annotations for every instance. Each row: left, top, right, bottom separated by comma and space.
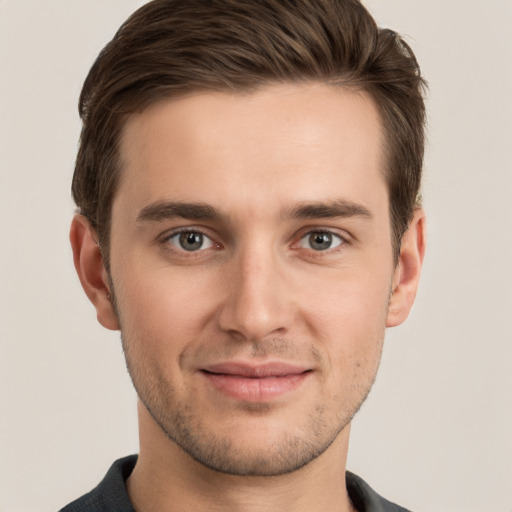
127, 403, 357, 512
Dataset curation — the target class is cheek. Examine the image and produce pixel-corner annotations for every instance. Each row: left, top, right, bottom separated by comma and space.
113, 262, 218, 355
300, 269, 390, 364
304, 266, 391, 323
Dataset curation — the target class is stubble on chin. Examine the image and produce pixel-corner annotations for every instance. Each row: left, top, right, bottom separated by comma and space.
121, 334, 382, 478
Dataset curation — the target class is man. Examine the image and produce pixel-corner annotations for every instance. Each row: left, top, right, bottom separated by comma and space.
63, 0, 426, 510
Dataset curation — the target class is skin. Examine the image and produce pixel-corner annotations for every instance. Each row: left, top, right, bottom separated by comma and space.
71, 82, 425, 512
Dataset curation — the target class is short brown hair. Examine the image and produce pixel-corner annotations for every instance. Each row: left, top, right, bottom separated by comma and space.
73, 0, 426, 269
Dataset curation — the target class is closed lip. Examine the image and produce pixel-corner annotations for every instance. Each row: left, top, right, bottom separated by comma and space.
201, 361, 310, 378
200, 361, 312, 401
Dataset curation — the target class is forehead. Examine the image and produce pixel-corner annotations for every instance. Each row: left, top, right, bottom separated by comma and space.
115, 83, 386, 219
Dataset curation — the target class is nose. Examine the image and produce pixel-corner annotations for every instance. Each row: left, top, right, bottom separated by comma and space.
217, 246, 296, 342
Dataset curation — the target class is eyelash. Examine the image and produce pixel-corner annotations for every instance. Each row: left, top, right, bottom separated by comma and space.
295, 229, 346, 253
160, 228, 219, 254
159, 227, 349, 256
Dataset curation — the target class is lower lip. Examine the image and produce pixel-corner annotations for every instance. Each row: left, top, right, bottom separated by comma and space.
201, 371, 310, 402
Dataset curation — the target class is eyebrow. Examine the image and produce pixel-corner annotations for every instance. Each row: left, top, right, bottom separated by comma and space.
136, 201, 221, 223
285, 199, 372, 220
136, 198, 372, 224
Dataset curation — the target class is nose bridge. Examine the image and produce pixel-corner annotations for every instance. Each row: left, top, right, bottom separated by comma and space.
218, 238, 293, 341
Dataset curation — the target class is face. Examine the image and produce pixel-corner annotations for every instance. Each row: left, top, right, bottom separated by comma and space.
107, 83, 400, 476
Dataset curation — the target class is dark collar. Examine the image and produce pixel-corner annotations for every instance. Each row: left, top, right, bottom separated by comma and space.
60, 455, 411, 512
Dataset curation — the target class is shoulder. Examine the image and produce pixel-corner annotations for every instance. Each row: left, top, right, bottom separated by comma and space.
346, 471, 413, 512
59, 455, 137, 512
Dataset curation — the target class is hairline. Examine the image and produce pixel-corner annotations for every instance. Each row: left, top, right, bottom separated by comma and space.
94, 78, 406, 272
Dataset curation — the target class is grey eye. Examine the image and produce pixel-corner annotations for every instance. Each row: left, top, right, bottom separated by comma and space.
299, 231, 343, 251
168, 231, 214, 252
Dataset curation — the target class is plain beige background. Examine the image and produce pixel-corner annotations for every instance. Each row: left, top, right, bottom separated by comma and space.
1, 1, 511, 511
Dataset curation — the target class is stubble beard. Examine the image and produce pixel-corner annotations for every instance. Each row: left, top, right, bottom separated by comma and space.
109, 275, 384, 477
119, 330, 382, 477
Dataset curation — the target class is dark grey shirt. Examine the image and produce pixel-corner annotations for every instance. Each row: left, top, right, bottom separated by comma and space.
60, 455, 412, 512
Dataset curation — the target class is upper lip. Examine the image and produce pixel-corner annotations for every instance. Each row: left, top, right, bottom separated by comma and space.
202, 362, 310, 378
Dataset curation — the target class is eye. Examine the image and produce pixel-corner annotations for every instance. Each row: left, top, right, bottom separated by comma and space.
298, 230, 344, 251
166, 230, 215, 252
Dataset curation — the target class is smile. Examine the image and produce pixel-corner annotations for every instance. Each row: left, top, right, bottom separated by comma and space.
200, 362, 312, 402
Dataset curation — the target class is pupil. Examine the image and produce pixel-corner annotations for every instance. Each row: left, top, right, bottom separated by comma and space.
180, 232, 202, 251
310, 232, 332, 250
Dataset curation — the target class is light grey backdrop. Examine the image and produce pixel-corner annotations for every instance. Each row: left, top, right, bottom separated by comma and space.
1, 1, 511, 511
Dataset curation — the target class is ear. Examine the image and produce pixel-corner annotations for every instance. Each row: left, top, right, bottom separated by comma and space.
70, 214, 120, 331
386, 208, 426, 327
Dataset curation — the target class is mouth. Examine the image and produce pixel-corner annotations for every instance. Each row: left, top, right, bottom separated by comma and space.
200, 362, 312, 402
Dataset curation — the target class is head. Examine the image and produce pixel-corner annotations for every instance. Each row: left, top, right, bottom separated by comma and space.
70, 0, 427, 478
72, 0, 426, 271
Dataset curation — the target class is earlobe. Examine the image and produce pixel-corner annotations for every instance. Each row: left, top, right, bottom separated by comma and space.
386, 208, 426, 327
70, 215, 120, 331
